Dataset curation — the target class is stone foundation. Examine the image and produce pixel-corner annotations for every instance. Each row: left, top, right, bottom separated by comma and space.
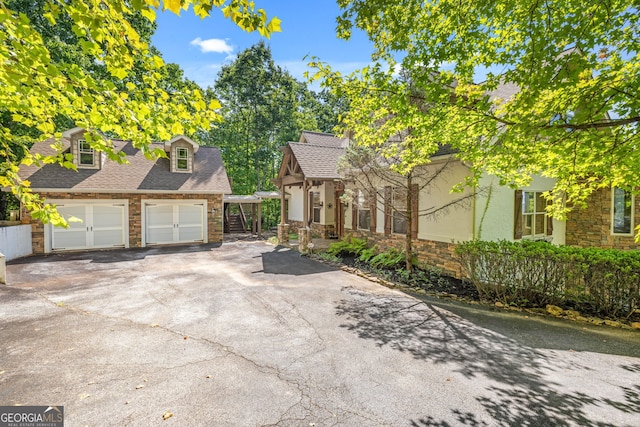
288, 220, 336, 239
349, 230, 464, 279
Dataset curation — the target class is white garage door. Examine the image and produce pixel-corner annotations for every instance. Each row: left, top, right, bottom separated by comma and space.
144, 201, 206, 245
51, 202, 127, 251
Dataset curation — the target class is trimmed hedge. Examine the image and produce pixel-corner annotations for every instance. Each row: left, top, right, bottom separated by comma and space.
455, 240, 640, 319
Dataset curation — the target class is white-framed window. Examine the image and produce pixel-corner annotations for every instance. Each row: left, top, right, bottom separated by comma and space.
612, 187, 634, 235
312, 191, 321, 223
356, 189, 370, 230
78, 139, 95, 166
392, 187, 407, 235
176, 147, 189, 171
521, 191, 548, 238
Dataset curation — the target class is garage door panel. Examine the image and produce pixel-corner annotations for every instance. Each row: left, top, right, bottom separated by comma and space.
178, 225, 203, 242
52, 205, 88, 250
50, 203, 127, 251
145, 202, 206, 245
93, 205, 124, 229
52, 229, 87, 250
58, 205, 87, 230
147, 205, 173, 227
178, 204, 204, 242
146, 204, 174, 244
93, 230, 124, 247
178, 204, 203, 225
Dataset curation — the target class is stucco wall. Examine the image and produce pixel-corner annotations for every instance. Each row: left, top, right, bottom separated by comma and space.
418, 161, 474, 243
0, 224, 32, 261
475, 174, 565, 245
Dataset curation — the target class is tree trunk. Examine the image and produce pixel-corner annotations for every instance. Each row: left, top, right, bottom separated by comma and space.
405, 174, 413, 274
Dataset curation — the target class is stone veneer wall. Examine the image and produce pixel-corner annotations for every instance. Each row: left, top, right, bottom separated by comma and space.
287, 220, 336, 239
566, 187, 640, 249
23, 192, 224, 254
349, 230, 464, 279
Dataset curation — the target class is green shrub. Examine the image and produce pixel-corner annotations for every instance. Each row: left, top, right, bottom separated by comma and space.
455, 240, 640, 318
369, 249, 406, 269
358, 245, 378, 263
326, 237, 368, 257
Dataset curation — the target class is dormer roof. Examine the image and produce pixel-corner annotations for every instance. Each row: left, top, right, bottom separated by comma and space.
165, 135, 199, 153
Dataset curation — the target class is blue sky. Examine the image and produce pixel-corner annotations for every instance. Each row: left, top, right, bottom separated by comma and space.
152, 1, 374, 89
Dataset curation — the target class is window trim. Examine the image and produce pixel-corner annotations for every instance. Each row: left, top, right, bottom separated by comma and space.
391, 187, 407, 235
312, 191, 321, 224
176, 147, 189, 171
356, 189, 371, 231
518, 190, 550, 239
611, 187, 634, 236
78, 139, 95, 167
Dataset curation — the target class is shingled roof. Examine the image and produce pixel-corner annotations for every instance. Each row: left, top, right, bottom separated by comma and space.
19, 138, 232, 194
287, 142, 346, 180
299, 130, 350, 148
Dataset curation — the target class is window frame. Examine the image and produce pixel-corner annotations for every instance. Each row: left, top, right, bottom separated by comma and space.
312, 191, 321, 223
611, 187, 634, 236
78, 139, 95, 167
391, 187, 407, 235
356, 189, 370, 231
176, 147, 189, 171
520, 191, 549, 239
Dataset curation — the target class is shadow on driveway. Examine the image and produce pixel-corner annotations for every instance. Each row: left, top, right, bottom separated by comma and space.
254, 246, 337, 276
336, 286, 640, 427
7, 243, 222, 265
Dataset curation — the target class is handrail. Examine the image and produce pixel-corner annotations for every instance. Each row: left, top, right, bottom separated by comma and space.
238, 203, 247, 232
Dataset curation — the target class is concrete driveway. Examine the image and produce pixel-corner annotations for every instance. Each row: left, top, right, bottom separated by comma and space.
2, 241, 640, 426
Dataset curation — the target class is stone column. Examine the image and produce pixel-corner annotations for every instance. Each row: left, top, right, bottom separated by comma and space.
298, 227, 312, 254
277, 223, 290, 244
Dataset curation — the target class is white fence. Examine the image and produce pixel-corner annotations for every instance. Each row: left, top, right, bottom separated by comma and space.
0, 224, 32, 261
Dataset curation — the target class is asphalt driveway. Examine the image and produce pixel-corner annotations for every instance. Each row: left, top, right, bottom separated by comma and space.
2, 241, 640, 426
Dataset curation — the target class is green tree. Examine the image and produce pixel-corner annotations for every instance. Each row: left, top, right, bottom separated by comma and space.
316, 0, 639, 226
337, 71, 477, 272
201, 42, 323, 195
0, 0, 280, 225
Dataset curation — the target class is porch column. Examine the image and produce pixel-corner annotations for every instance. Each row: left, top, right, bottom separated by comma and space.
299, 180, 312, 253
257, 202, 262, 238
277, 184, 290, 244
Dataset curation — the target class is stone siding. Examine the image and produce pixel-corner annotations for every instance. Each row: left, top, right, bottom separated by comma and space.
349, 229, 464, 279
288, 220, 336, 239
24, 192, 224, 254
566, 187, 640, 249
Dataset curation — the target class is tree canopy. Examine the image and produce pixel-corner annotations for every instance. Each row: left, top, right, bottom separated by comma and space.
0, 0, 280, 224
314, 0, 639, 223
201, 42, 346, 195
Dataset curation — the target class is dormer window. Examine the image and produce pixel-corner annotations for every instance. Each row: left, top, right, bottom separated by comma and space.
176, 147, 189, 171
166, 135, 198, 173
78, 139, 95, 166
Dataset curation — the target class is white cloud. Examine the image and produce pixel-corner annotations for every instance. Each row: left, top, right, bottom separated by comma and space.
190, 37, 234, 55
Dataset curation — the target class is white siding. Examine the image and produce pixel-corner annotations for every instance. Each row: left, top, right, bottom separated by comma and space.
0, 225, 32, 261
